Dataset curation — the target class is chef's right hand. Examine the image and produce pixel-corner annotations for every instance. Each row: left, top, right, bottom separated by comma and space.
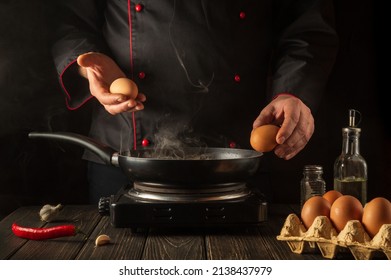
252, 94, 314, 160
77, 52, 146, 115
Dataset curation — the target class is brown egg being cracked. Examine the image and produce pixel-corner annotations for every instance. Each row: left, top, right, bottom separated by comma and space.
250, 125, 279, 152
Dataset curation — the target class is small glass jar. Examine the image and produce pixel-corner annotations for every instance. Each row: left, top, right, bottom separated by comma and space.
300, 165, 326, 208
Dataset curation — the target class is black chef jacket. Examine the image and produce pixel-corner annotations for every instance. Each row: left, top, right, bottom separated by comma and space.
50, 0, 338, 164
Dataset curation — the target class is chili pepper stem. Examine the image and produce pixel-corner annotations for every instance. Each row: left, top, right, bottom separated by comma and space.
76, 228, 87, 239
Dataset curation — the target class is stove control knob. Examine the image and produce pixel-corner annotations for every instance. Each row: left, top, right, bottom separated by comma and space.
98, 197, 110, 216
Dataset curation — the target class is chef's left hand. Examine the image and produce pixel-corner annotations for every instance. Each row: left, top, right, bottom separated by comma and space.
77, 52, 146, 115
253, 94, 314, 160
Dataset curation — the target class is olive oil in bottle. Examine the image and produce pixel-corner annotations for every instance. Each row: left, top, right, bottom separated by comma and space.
333, 109, 367, 205
334, 178, 367, 205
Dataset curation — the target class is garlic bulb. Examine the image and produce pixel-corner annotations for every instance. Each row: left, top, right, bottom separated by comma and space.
39, 204, 63, 222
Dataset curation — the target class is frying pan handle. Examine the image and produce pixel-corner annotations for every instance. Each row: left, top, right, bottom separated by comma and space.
28, 132, 116, 165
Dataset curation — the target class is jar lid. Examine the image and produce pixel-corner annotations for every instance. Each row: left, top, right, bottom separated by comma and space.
303, 165, 323, 172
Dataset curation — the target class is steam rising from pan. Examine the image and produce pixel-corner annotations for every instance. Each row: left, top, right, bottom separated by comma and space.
119, 116, 212, 160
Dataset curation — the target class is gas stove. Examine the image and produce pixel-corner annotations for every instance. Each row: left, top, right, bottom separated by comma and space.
98, 182, 268, 229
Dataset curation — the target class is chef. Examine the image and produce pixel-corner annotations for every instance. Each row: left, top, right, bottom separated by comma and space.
50, 0, 338, 203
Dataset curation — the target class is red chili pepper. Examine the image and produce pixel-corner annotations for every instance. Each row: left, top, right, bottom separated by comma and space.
11, 223, 80, 240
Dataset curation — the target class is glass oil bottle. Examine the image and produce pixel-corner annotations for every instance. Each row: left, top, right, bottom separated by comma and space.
333, 109, 367, 205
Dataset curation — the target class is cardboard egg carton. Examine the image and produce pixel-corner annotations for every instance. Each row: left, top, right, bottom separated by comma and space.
276, 213, 391, 260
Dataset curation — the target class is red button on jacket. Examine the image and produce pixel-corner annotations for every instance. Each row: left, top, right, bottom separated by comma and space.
138, 71, 146, 79
142, 138, 150, 147
135, 4, 143, 12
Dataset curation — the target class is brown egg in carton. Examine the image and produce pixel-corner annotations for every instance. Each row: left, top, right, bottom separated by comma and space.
276, 213, 391, 260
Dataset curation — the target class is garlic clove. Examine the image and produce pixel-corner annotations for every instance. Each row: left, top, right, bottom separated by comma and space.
95, 234, 111, 246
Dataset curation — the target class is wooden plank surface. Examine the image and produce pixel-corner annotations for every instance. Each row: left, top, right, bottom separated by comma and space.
142, 228, 205, 259
0, 203, 337, 260
76, 216, 147, 260
206, 226, 272, 259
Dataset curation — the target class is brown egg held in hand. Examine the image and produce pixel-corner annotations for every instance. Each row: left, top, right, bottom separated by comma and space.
330, 195, 363, 232
250, 124, 279, 152
362, 197, 391, 238
110, 77, 138, 99
301, 196, 331, 229
323, 190, 343, 205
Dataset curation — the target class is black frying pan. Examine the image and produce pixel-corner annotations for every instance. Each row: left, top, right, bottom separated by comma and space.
28, 132, 263, 185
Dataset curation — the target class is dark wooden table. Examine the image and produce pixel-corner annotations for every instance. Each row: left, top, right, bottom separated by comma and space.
0, 203, 338, 260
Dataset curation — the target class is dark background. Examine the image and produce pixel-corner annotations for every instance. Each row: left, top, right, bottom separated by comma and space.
0, 0, 389, 220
